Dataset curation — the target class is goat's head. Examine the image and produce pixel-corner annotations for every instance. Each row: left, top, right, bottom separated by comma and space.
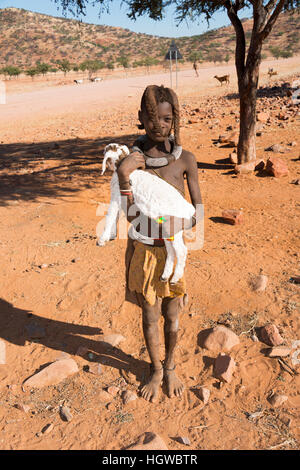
101, 143, 130, 175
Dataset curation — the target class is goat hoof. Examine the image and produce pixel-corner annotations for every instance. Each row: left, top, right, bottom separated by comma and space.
97, 239, 106, 246
160, 276, 168, 283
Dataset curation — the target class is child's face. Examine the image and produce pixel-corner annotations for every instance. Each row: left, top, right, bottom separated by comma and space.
139, 101, 173, 143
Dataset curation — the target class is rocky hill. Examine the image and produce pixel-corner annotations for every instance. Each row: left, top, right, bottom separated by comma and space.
0, 7, 299, 70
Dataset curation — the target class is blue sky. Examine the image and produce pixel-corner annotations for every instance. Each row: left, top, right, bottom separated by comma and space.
0, 0, 252, 37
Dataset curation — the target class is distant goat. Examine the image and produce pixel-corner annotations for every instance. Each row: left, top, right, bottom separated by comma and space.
214, 75, 230, 86
90, 77, 103, 82
268, 68, 277, 78
98, 143, 195, 284
74, 79, 83, 84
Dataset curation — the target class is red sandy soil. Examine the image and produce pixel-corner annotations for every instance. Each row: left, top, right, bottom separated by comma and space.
0, 57, 299, 450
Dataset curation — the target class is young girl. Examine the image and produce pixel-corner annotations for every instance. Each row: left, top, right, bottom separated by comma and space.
117, 85, 202, 403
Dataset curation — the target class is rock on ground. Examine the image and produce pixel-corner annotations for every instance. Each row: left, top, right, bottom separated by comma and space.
198, 387, 210, 404
266, 156, 289, 177
221, 209, 243, 225
267, 346, 291, 357
214, 353, 236, 383
260, 324, 284, 346
268, 394, 288, 408
126, 432, 168, 450
22, 358, 79, 390
202, 325, 240, 352
252, 274, 268, 292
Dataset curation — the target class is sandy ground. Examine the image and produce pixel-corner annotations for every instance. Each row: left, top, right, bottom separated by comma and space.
0, 57, 299, 451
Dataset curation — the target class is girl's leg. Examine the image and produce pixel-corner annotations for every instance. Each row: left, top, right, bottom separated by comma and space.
136, 293, 163, 403
162, 296, 185, 398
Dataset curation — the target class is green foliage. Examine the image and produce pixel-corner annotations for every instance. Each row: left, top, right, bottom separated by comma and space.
116, 55, 130, 68
56, 59, 72, 74
2, 65, 22, 77
26, 67, 38, 78
35, 62, 50, 75
188, 51, 203, 63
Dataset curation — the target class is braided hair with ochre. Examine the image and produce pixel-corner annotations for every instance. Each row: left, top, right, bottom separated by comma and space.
138, 85, 181, 146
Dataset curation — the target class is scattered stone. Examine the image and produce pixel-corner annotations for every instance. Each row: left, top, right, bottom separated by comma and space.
214, 353, 236, 383
198, 386, 210, 404
107, 386, 119, 397
265, 144, 286, 153
221, 209, 243, 225
99, 334, 126, 348
98, 390, 113, 403
252, 274, 268, 292
277, 112, 288, 120
229, 152, 238, 164
25, 322, 46, 339
202, 325, 240, 352
88, 363, 102, 375
15, 403, 30, 413
126, 432, 168, 450
42, 423, 54, 434
265, 156, 289, 177
88, 353, 94, 360
60, 405, 73, 422
176, 436, 191, 446
288, 141, 297, 147
257, 112, 270, 123
291, 179, 300, 185
122, 390, 137, 404
268, 393, 288, 408
260, 324, 284, 347
235, 161, 256, 174
251, 334, 259, 342
267, 347, 291, 358
22, 358, 79, 390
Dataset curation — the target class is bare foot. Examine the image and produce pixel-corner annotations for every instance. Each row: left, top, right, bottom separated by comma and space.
164, 366, 185, 398
140, 366, 163, 403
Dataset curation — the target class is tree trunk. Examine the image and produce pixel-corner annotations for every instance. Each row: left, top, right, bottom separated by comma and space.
237, 67, 260, 164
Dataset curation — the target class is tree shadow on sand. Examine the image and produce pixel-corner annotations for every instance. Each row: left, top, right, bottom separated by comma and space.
0, 133, 140, 207
0, 298, 148, 383
225, 82, 293, 101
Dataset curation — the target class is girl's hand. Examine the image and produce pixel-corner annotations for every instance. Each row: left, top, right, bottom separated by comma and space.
117, 151, 145, 179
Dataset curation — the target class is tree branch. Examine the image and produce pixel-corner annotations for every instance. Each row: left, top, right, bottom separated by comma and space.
225, 0, 246, 77
260, 0, 285, 40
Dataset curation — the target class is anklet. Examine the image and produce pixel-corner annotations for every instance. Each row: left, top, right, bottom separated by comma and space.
163, 364, 176, 371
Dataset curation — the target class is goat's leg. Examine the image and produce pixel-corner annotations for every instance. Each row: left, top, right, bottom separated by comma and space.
160, 240, 175, 283
170, 232, 187, 285
97, 199, 119, 246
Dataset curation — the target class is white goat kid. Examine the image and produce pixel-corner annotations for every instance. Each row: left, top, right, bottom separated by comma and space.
98, 143, 195, 284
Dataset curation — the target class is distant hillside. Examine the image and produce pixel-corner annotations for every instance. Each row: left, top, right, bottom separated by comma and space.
0, 7, 299, 71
